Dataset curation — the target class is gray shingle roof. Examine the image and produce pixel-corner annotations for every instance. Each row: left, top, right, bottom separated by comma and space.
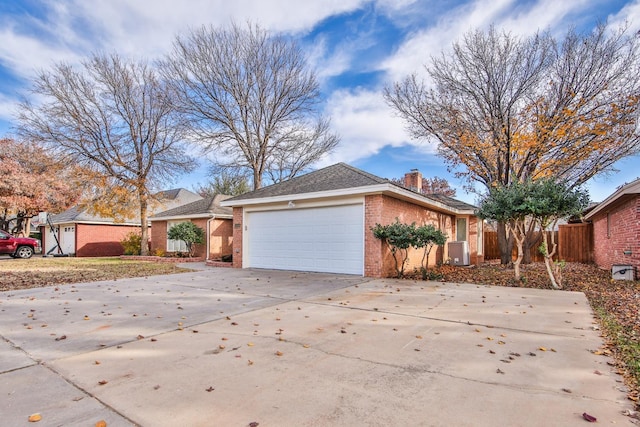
152, 194, 233, 218
225, 163, 389, 201
420, 193, 477, 212
48, 188, 204, 225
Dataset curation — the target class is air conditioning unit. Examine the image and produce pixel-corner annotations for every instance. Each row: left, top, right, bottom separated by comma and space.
612, 265, 635, 281
448, 241, 470, 266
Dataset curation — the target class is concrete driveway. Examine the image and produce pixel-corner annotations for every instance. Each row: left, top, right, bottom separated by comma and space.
0, 266, 633, 426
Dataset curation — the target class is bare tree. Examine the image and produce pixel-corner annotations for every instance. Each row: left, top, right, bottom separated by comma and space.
385, 24, 640, 264
162, 22, 339, 190
17, 53, 196, 255
193, 167, 250, 197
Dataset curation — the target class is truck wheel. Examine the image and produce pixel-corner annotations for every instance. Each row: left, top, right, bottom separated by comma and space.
15, 246, 34, 259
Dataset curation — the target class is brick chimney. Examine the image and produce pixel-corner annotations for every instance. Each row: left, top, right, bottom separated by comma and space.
404, 169, 422, 192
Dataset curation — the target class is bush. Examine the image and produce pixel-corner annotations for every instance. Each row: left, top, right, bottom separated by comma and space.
167, 222, 205, 257
121, 232, 142, 255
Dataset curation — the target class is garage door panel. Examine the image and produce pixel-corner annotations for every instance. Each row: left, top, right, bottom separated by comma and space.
247, 204, 364, 275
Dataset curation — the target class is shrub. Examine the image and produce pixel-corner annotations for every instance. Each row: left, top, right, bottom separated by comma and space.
121, 232, 142, 255
167, 222, 205, 257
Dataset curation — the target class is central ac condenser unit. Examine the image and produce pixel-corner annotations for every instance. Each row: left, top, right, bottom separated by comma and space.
448, 241, 470, 266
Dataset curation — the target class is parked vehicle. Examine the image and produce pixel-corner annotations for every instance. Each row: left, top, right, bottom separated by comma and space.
0, 230, 41, 258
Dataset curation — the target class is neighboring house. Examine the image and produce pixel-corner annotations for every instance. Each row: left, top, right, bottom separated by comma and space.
221, 163, 483, 277
584, 179, 640, 275
41, 189, 202, 257
150, 194, 233, 260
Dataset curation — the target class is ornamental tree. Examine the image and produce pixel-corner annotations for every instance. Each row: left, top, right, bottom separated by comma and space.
168, 222, 205, 257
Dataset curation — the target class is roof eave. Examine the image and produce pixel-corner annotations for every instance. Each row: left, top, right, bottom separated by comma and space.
584, 180, 640, 220
221, 184, 475, 215
150, 213, 232, 221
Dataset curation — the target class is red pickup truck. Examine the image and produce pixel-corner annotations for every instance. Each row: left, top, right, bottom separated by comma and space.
0, 229, 41, 258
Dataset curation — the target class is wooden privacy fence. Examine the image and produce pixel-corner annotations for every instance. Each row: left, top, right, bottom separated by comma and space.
483, 223, 593, 263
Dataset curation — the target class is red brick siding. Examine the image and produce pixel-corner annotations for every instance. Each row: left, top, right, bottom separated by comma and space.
75, 223, 142, 257
151, 218, 228, 259
190, 218, 208, 258
592, 196, 640, 271
365, 194, 456, 277
209, 218, 233, 259
232, 207, 243, 268
150, 221, 167, 254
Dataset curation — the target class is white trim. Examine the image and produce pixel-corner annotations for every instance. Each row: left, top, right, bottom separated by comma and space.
150, 214, 232, 222
584, 179, 640, 220
222, 183, 475, 215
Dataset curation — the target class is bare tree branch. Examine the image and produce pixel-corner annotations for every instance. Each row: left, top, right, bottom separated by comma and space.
16, 53, 196, 255
162, 22, 339, 189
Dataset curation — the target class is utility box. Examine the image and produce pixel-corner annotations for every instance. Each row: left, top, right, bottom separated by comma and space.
448, 241, 470, 266
612, 265, 635, 281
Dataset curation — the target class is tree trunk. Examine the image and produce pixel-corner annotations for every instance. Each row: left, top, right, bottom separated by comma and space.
497, 222, 514, 264
541, 227, 561, 289
139, 191, 149, 256
522, 226, 542, 264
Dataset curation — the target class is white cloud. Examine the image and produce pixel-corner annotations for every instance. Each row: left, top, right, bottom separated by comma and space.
319, 87, 431, 165
608, 0, 640, 32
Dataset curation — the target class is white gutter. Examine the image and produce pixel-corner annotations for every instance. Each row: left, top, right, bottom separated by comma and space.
221, 183, 475, 215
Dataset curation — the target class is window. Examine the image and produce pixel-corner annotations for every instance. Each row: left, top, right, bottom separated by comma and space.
456, 217, 467, 241
167, 221, 188, 252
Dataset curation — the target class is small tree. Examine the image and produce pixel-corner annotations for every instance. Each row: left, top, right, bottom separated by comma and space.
414, 224, 447, 277
529, 179, 589, 289
371, 219, 416, 278
167, 222, 205, 257
476, 182, 531, 280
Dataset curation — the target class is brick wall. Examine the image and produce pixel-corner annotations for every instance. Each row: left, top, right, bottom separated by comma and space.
232, 207, 243, 268
151, 218, 230, 259
364, 194, 456, 277
592, 196, 640, 271
75, 223, 142, 257
150, 221, 167, 254
209, 218, 233, 259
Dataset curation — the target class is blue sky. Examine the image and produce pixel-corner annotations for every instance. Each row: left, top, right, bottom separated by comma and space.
0, 0, 639, 204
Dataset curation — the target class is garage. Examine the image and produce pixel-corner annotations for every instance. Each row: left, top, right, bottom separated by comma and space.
246, 204, 364, 275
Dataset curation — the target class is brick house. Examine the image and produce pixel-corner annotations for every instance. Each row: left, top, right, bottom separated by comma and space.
150, 194, 233, 260
41, 189, 202, 257
584, 179, 640, 277
221, 163, 483, 277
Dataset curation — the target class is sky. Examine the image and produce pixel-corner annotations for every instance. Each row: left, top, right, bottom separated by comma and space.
1, 0, 639, 204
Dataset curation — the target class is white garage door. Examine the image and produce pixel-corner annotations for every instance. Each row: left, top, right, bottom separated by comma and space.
247, 204, 364, 275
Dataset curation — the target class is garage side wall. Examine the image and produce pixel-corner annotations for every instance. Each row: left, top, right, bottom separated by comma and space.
591, 196, 640, 271
364, 195, 455, 278
75, 223, 140, 257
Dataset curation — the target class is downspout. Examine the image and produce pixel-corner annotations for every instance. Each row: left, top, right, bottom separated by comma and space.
206, 215, 216, 261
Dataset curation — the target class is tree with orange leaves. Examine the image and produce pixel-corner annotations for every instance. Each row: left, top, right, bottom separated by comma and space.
0, 138, 80, 235
385, 24, 640, 264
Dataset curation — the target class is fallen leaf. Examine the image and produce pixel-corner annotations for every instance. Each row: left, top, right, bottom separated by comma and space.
94, 360, 101, 365
275, 351, 283, 356
206, 386, 215, 392
28, 413, 42, 422
582, 412, 597, 422
249, 422, 259, 427
95, 421, 107, 427
55, 335, 67, 341
248, 360, 254, 365
84, 315, 90, 320
136, 334, 144, 340
98, 380, 108, 385
303, 344, 310, 348
496, 368, 505, 374
538, 347, 547, 351
247, 342, 254, 347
